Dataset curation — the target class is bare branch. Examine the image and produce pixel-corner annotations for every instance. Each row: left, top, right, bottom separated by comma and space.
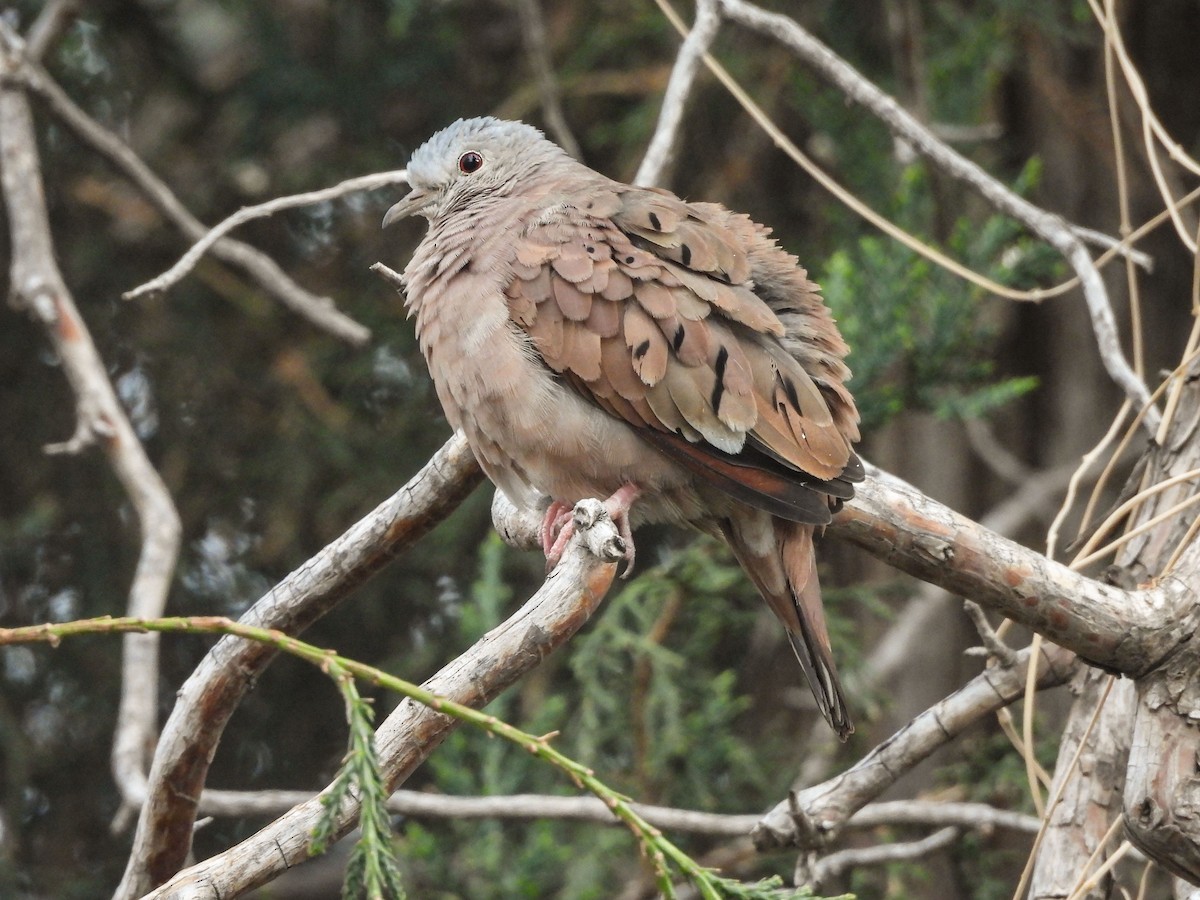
963, 600, 1020, 667
512, 0, 582, 160
0, 22, 181, 827
930, 121, 1003, 143
139, 503, 623, 899
753, 643, 1076, 850
491, 486, 543, 551
834, 462, 1197, 675
716, 0, 1159, 432
24, 0, 78, 62
867, 454, 1091, 688
849, 800, 1038, 835
9, 53, 371, 345
635, 0, 721, 187
1072, 224, 1154, 273
804, 826, 960, 890
369, 260, 406, 292
124, 170, 408, 301
114, 434, 483, 898
197, 788, 763, 835
195, 789, 1037, 837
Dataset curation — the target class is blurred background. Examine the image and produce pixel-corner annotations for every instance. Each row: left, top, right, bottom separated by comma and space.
1, 0, 1198, 897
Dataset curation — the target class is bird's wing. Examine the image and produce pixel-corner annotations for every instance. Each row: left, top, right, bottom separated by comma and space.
502, 185, 860, 523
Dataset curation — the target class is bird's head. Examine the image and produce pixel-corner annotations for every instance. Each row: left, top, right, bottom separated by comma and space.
383, 117, 567, 226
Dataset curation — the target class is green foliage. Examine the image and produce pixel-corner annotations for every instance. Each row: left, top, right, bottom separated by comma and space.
821, 161, 1056, 430
313, 671, 407, 900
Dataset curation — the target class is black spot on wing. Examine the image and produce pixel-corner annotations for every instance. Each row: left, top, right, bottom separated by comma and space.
711, 345, 729, 416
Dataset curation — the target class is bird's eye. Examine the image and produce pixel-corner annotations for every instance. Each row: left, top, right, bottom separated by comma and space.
458, 151, 484, 174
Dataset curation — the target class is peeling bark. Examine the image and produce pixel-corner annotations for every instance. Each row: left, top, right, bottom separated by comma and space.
1032, 357, 1200, 896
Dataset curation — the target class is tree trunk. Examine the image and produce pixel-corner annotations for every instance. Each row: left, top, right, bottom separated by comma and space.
1031, 353, 1200, 895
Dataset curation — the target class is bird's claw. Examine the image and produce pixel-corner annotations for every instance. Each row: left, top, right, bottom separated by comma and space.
542, 485, 641, 576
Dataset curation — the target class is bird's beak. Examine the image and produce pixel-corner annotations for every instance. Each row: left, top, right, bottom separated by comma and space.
382, 188, 432, 228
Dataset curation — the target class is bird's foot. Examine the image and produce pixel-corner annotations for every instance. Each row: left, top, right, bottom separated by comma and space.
543, 485, 641, 577
605, 484, 640, 577
540, 500, 574, 558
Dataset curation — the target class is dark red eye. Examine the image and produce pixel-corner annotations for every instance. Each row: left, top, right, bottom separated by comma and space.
458, 151, 484, 174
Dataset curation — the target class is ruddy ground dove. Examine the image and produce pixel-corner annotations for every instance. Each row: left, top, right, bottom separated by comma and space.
384, 117, 863, 739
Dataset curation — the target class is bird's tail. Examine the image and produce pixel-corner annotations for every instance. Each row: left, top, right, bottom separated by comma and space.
722, 512, 853, 740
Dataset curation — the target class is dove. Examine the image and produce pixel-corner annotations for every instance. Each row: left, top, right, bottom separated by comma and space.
384, 117, 863, 738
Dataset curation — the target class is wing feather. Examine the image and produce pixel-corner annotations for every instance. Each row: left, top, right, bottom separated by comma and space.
501, 186, 861, 519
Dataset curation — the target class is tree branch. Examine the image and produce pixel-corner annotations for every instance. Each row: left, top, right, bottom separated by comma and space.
124, 170, 409, 301
753, 643, 1076, 850
833, 462, 1198, 676
512, 0, 582, 160
138, 505, 624, 899
24, 0, 78, 62
0, 22, 181, 828
113, 433, 483, 898
963, 600, 1020, 667
635, 0, 721, 187
716, 0, 1159, 432
7, 50, 371, 345
803, 826, 960, 890
193, 789, 1038, 838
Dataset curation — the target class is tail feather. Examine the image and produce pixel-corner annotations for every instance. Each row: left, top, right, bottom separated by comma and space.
722, 512, 853, 739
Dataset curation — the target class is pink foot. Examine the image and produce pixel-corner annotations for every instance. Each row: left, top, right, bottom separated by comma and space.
540, 500, 574, 558
544, 484, 642, 576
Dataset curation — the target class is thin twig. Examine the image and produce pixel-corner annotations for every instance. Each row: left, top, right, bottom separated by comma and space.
635, 0, 721, 187
1065, 815, 1127, 900
805, 827, 960, 889
125, 170, 408, 301
10, 52, 371, 344
1023, 632, 1046, 816
1072, 467, 1200, 567
1071, 225, 1153, 273
1101, 6, 1146, 382
1067, 841, 1133, 900
512, 0, 582, 160
963, 600, 1019, 667
1045, 401, 1135, 562
707, 0, 1159, 431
